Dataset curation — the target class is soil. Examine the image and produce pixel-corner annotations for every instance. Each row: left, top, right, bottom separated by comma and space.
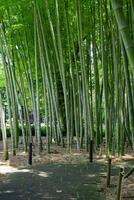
97, 150, 134, 199
0, 137, 133, 200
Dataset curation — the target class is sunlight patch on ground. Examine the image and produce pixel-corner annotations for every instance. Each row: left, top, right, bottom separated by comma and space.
38, 171, 49, 177
0, 165, 30, 174
0, 166, 20, 174
96, 153, 134, 165
29, 169, 53, 178
72, 153, 81, 156
0, 190, 13, 194
87, 174, 96, 178
42, 196, 57, 199
0, 164, 53, 179
99, 172, 107, 176
122, 154, 134, 160
56, 190, 62, 193
19, 152, 27, 155
0, 161, 7, 165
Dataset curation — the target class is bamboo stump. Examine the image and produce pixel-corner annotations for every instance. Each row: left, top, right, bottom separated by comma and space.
89, 140, 93, 162
106, 157, 112, 187
28, 142, 33, 165
116, 167, 124, 200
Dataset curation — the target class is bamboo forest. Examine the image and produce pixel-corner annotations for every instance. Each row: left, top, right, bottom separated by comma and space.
0, 0, 133, 199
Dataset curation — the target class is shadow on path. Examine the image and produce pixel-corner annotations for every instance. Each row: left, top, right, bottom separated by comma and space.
0, 163, 107, 200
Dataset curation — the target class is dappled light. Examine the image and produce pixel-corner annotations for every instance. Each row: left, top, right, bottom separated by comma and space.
30, 169, 53, 178
0, 164, 53, 179
0, 0, 134, 199
0, 165, 30, 174
0, 163, 107, 200
0, 190, 14, 194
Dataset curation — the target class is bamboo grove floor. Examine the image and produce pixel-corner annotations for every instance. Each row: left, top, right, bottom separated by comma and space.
0, 137, 133, 199
0, 163, 107, 200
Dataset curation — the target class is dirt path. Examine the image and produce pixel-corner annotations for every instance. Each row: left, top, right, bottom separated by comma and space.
0, 163, 106, 200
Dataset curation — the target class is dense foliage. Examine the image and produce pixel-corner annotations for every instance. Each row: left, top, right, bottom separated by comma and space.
0, 0, 134, 160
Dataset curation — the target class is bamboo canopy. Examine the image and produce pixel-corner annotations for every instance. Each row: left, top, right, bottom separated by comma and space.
0, 0, 133, 159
